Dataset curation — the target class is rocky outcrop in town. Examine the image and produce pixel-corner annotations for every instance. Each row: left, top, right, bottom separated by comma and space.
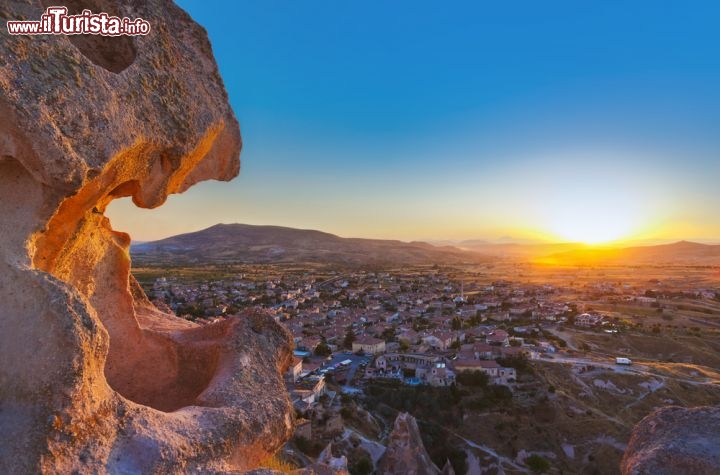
0, 1, 293, 473
378, 412, 442, 475
313, 443, 351, 475
621, 406, 720, 475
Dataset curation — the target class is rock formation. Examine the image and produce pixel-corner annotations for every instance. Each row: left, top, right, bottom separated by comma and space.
0, 1, 293, 473
314, 443, 350, 475
378, 412, 442, 475
621, 406, 720, 475
440, 459, 456, 475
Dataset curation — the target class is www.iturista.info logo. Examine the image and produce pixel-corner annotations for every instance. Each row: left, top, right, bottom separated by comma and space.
6, 6, 150, 36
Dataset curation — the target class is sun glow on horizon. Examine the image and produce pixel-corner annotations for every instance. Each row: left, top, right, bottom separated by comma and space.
537, 172, 648, 245
548, 213, 634, 245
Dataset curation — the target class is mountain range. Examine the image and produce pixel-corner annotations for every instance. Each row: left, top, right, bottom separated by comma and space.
131, 224, 720, 267
131, 224, 487, 266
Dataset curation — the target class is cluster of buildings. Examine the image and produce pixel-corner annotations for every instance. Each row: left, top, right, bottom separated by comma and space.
143, 271, 557, 395
148, 270, 719, 329
367, 328, 520, 387
145, 268, 719, 402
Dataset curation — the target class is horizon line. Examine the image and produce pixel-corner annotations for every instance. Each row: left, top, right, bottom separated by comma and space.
126, 222, 720, 247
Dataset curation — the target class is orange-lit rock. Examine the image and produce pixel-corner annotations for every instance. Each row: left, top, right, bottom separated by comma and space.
0, 1, 293, 473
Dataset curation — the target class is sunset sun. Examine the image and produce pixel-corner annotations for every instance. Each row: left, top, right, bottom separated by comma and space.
549, 213, 633, 244
542, 188, 641, 245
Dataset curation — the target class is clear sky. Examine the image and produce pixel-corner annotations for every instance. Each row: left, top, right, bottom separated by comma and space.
108, 0, 720, 244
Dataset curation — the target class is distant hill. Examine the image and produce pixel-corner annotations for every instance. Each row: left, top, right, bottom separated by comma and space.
537, 241, 720, 266
456, 241, 586, 259
131, 224, 488, 266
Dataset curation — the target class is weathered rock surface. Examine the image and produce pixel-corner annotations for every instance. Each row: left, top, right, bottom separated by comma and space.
247, 443, 350, 475
0, 1, 293, 473
621, 406, 720, 475
314, 443, 350, 475
378, 412, 441, 475
440, 459, 456, 475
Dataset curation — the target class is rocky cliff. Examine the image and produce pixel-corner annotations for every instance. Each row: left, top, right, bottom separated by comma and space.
621, 406, 720, 475
0, 1, 293, 473
378, 412, 442, 475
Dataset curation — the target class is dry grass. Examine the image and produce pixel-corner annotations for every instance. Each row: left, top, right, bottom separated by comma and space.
258, 454, 297, 473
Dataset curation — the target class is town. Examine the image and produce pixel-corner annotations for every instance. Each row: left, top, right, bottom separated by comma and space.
141, 264, 720, 391
135, 262, 720, 473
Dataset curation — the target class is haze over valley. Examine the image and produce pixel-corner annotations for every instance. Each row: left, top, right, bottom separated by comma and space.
132, 223, 720, 267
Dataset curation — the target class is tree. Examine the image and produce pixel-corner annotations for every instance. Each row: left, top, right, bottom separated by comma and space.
381, 327, 396, 342
343, 329, 356, 349
314, 342, 332, 357
456, 371, 489, 387
525, 454, 550, 473
497, 354, 534, 375
294, 436, 323, 457
465, 314, 480, 327
350, 456, 373, 475
451, 316, 462, 331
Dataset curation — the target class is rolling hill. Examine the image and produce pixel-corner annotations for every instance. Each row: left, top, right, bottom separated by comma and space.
455, 241, 586, 260
131, 224, 488, 266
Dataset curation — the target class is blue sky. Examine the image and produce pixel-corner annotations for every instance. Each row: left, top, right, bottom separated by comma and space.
109, 1, 720, 243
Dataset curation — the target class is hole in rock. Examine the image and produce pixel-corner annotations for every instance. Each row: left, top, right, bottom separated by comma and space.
102, 196, 225, 412
106, 329, 222, 413
37, 189, 227, 413
41, 0, 137, 74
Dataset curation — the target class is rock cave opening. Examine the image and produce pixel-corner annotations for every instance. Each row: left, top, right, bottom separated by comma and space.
40, 0, 138, 74
31, 180, 223, 413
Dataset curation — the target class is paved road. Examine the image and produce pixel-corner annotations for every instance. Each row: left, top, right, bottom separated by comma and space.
532, 352, 648, 374
532, 352, 720, 387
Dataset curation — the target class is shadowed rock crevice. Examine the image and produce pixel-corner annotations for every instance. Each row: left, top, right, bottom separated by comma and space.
0, 1, 293, 473
41, 0, 138, 73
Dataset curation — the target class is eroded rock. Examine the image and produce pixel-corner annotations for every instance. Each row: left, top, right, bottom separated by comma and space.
315, 443, 350, 475
0, 1, 293, 473
621, 406, 720, 475
378, 412, 441, 475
